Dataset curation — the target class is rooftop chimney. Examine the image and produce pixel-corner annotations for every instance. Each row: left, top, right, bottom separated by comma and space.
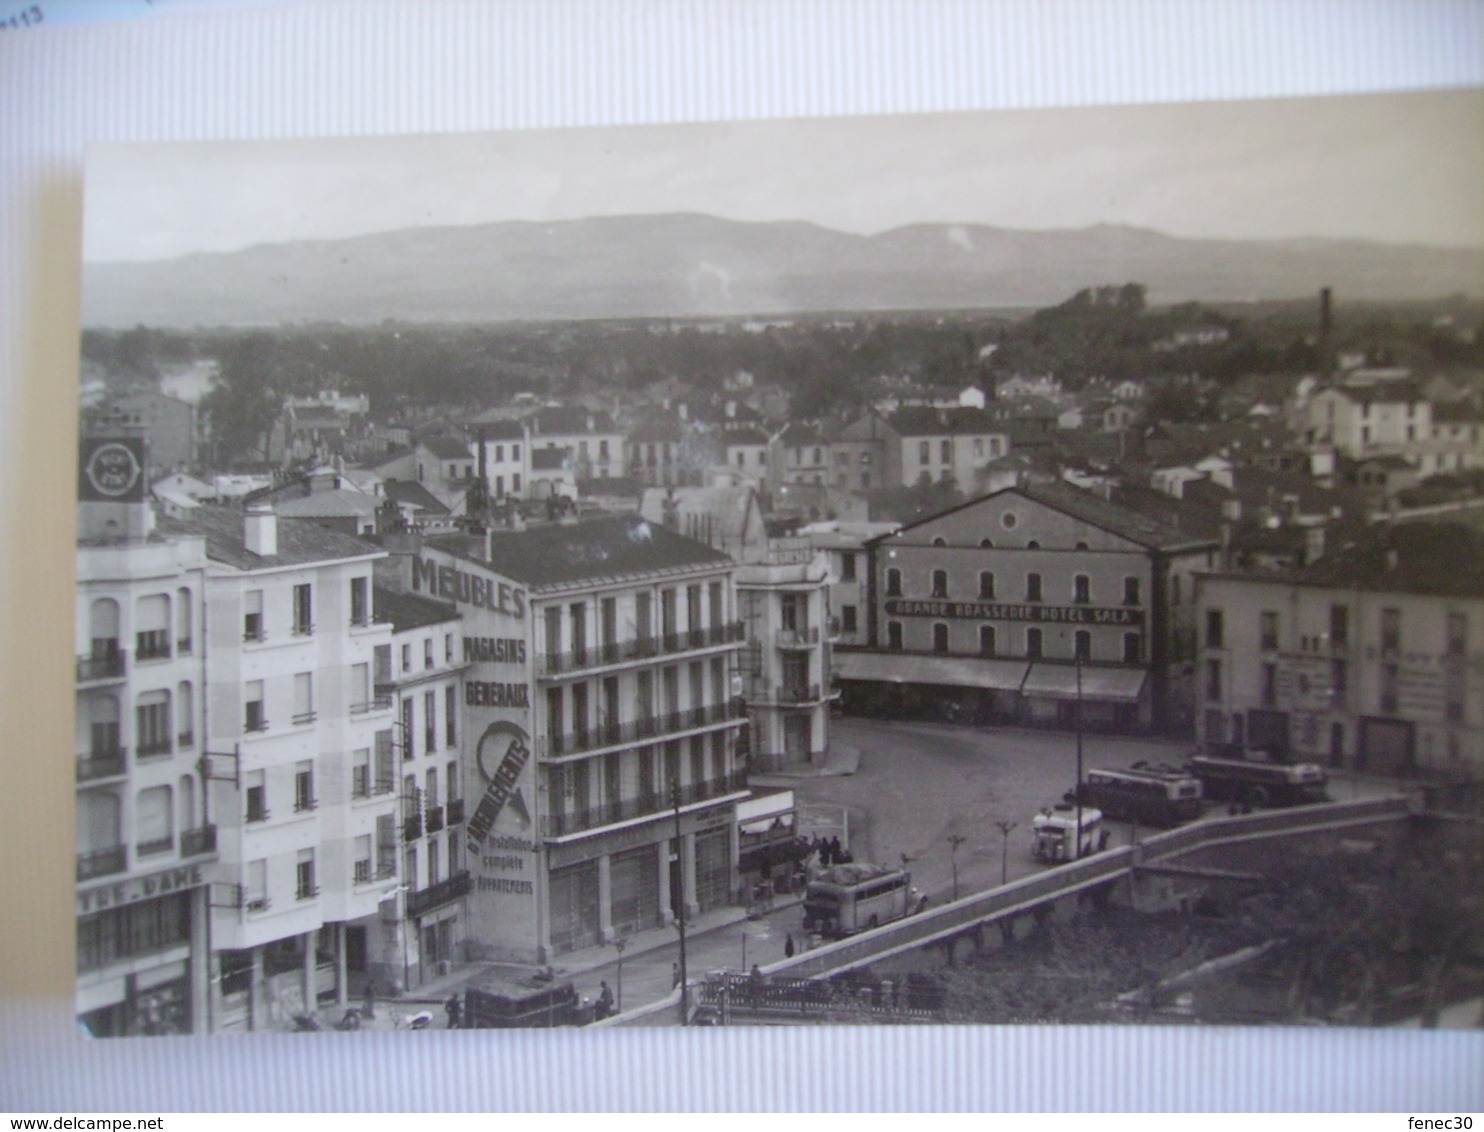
245, 503, 278, 557
1318, 287, 1333, 382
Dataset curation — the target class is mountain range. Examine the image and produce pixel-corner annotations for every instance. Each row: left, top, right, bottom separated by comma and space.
81, 213, 1484, 328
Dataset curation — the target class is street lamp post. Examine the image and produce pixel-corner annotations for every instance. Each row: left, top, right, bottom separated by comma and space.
994, 820, 1017, 886
1074, 652, 1085, 859
670, 779, 689, 1026
613, 936, 627, 1013
946, 834, 966, 902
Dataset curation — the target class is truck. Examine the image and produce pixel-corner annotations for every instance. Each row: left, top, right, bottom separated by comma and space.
1031, 804, 1105, 863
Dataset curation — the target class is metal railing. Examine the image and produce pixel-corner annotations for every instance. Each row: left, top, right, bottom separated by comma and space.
136, 836, 174, 857
425, 805, 445, 834
539, 699, 748, 758
136, 738, 173, 758
350, 696, 394, 715
537, 621, 746, 677
181, 824, 217, 857
406, 871, 471, 918
76, 651, 126, 683
445, 798, 465, 825
77, 846, 127, 881
540, 771, 749, 838
763, 796, 1414, 983
77, 748, 126, 782
777, 626, 821, 648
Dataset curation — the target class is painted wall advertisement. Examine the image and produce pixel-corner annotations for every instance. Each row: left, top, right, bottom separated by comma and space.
406, 547, 541, 961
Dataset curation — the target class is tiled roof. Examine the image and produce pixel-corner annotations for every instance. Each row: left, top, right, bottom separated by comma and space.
777, 422, 823, 447
275, 489, 382, 519
419, 435, 474, 460
157, 505, 383, 570
532, 406, 617, 435
470, 419, 527, 440
887, 406, 1003, 437
373, 585, 459, 632
1327, 379, 1425, 406
1294, 522, 1484, 598
725, 427, 770, 447
383, 480, 451, 514
1017, 481, 1209, 550
480, 514, 732, 588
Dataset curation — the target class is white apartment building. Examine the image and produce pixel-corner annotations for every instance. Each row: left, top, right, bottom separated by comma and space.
473, 419, 529, 501
76, 435, 216, 1036
175, 503, 399, 1032
371, 587, 470, 990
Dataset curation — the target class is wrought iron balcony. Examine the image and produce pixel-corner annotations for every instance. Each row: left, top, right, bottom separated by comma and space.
350, 696, 393, 716
776, 626, 821, 648
540, 771, 749, 838
136, 836, 174, 857
181, 824, 217, 857
775, 683, 822, 704
424, 804, 445, 834
537, 620, 746, 677
136, 738, 173, 759
445, 798, 465, 825
403, 814, 423, 842
76, 650, 126, 683
77, 845, 127, 881
405, 870, 471, 918
77, 748, 126, 783
538, 699, 748, 758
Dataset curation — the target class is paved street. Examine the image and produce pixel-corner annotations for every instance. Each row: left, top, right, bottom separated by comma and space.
396, 716, 1407, 1027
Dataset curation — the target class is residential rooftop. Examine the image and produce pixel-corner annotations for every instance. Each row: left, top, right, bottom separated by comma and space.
157, 505, 383, 570
479, 513, 733, 589
373, 585, 459, 632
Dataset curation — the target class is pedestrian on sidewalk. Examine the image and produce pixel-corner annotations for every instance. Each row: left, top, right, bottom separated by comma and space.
596, 981, 615, 1020
784, 933, 795, 958
672, 962, 681, 989
444, 993, 462, 1030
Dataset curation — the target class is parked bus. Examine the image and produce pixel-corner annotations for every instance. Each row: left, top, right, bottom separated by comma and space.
1186, 754, 1329, 808
1031, 804, 1104, 863
802, 863, 921, 938
1081, 763, 1203, 827
463, 975, 589, 1029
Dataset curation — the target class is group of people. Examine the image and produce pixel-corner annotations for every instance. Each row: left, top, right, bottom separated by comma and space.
810, 835, 852, 868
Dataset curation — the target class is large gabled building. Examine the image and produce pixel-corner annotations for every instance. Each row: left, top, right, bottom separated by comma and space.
838, 482, 1219, 734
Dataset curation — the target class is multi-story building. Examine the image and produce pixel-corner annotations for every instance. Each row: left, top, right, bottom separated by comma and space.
1195, 522, 1484, 776
176, 503, 398, 1032
801, 521, 902, 648
529, 406, 626, 481
378, 514, 750, 962
773, 423, 830, 487
102, 392, 198, 474
837, 482, 1219, 734
472, 419, 529, 501
371, 587, 470, 990
75, 434, 216, 1036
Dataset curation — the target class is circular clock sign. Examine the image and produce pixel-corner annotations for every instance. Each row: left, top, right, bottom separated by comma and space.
85, 442, 142, 498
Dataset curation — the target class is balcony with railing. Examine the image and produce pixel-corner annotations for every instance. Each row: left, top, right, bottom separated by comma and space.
776, 626, 820, 649
537, 620, 746, 678
77, 650, 126, 684
405, 870, 472, 918
445, 798, 465, 825
540, 771, 750, 839
136, 835, 174, 858
424, 804, 445, 834
77, 845, 127, 881
350, 695, 394, 716
77, 747, 127, 783
181, 824, 217, 857
538, 698, 748, 759
136, 737, 173, 760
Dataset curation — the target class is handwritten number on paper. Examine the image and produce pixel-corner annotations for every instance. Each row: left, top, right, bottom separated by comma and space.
0, 6, 45, 31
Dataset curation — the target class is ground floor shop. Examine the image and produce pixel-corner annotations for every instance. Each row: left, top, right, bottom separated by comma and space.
76, 883, 211, 1037
542, 798, 740, 956
836, 651, 1153, 734
1201, 706, 1481, 776
211, 916, 383, 1031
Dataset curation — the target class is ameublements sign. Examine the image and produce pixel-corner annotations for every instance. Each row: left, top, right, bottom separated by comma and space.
884, 599, 1144, 626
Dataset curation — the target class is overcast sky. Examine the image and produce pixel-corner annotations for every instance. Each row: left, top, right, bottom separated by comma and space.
84, 89, 1484, 263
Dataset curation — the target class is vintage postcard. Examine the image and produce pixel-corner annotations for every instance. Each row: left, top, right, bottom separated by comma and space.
73, 89, 1484, 1036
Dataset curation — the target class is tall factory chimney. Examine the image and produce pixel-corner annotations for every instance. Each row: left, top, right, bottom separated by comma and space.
1318, 287, 1333, 382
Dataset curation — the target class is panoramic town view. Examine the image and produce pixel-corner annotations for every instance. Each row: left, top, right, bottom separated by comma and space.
71, 97, 1484, 1035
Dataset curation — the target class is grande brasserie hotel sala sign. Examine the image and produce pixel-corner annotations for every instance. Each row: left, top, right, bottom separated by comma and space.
884, 598, 1144, 626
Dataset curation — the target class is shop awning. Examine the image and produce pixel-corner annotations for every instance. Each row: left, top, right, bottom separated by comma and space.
835, 651, 1029, 691
1020, 664, 1148, 702
739, 836, 811, 872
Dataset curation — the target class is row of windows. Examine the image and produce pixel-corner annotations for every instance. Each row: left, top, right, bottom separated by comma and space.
1205, 605, 1468, 655
76, 779, 201, 854
85, 591, 194, 661
399, 685, 460, 759
544, 657, 731, 735
1203, 656, 1465, 719
83, 683, 196, 756
547, 732, 731, 811
541, 581, 729, 656
884, 621, 1142, 662
401, 829, 462, 894
885, 568, 1142, 606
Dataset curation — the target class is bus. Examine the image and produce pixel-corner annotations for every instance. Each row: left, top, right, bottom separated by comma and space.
802, 863, 921, 938
1031, 804, 1104, 863
1081, 763, 1203, 827
462, 975, 588, 1029
1186, 754, 1329, 808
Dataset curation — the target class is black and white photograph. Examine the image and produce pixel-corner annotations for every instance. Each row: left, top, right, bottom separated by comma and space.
71, 88, 1484, 1039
